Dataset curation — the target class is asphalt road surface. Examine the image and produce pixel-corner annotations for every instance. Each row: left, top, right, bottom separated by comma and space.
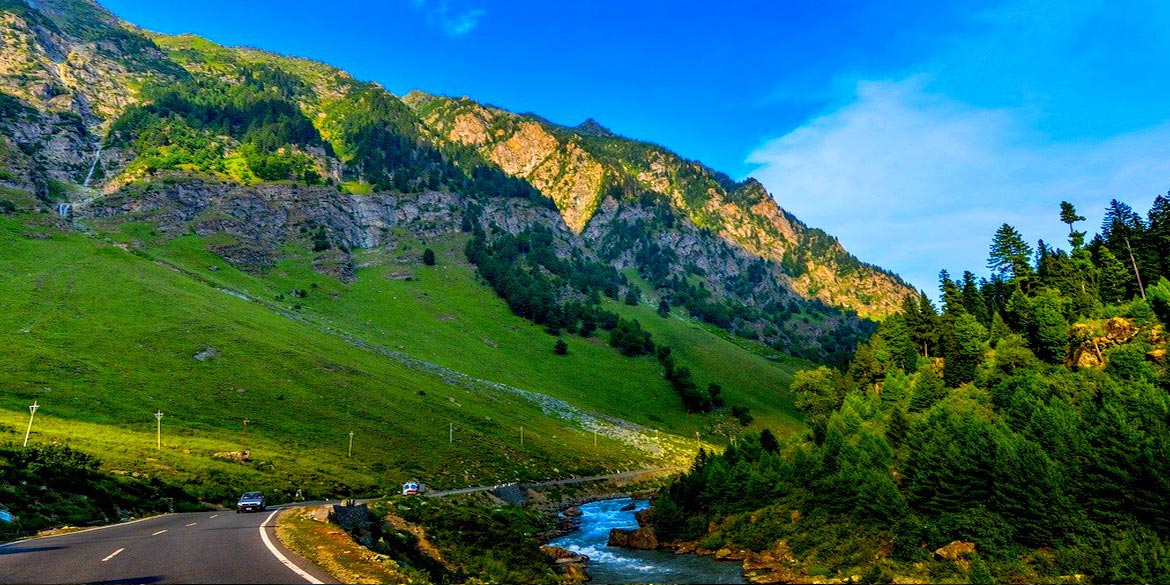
0, 468, 678, 584
0, 506, 336, 584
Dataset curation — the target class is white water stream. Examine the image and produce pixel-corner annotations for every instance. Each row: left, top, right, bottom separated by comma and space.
548, 498, 745, 584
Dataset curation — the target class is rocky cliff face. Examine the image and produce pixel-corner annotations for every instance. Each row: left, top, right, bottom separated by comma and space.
405, 93, 915, 318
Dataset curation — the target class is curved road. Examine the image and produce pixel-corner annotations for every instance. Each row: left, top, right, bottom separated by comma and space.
0, 468, 679, 584
0, 506, 336, 584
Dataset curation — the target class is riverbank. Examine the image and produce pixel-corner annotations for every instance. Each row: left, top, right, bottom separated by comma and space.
549, 498, 746, 584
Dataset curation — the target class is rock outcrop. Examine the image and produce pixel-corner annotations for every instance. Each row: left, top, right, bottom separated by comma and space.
608, 526, 659, 550
406, 92, 917, 319
1068, 317, 1147, 368
934, 540, 976, 562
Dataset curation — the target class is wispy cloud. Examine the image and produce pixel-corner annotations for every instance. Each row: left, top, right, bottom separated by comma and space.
410, 0, 486, 37
747, 78, 1170, 295
745, 0, 1170, 296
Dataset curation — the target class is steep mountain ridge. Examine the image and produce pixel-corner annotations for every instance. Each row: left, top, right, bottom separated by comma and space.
405, 92, 914, 318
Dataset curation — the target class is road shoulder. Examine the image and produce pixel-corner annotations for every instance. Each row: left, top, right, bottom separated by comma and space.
275, 505, 417, 584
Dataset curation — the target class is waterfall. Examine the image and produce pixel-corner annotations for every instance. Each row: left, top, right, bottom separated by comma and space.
56, 202, 72, 217
83, 143, 102, 188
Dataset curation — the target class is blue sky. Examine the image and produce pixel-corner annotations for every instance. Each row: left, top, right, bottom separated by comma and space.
101, 0, 1170, 295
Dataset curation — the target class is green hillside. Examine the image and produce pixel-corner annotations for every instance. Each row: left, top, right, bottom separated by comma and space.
0, 193, 805, 505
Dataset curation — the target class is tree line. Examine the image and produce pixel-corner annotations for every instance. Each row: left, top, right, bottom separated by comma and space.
652, 196, 1170, 583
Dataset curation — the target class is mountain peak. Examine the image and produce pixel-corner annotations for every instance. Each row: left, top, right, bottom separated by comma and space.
574, 118, 614, 137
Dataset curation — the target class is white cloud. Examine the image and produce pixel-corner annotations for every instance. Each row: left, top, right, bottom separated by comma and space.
747, 78, 1170, 295
410, 0, 485, 37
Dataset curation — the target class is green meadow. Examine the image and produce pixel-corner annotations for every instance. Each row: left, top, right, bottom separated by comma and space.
0, 210, 805, 502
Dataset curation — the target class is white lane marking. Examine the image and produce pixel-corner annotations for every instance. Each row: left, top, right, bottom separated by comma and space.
101, 548, 125, 562
0, 514, 165, 549
185, 522, 197, 527
209, 514, 219, 519
259, 509, 323, 584
151, 530, 167, 536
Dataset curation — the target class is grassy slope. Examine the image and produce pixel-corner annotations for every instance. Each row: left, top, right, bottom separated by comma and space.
123, 224, 806, 440
0, 215, 696, 501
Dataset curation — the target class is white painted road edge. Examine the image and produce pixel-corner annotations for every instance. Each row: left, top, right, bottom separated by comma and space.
259, 509, 323, 585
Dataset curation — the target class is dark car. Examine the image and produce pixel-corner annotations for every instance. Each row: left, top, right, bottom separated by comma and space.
236, 491, 266, 513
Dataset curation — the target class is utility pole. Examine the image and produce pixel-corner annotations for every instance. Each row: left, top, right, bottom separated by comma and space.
23, 401, 39, 447
241, 418, 249, 452
348, 431, 354, 457
520, 426, 524, 446
449, 422, 453, 444
695, 430, 700, 451
155, 411, 164, 450
593, 429, 597, 447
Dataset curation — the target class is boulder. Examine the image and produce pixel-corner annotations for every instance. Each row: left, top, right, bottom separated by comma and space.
212, 450, 249, 462
608, 527, 658, 549
193, 347, 219, 361
634, 507, 655, 527
562, 505, 583, 518
934, 540, 976, 561
561, 563, 590, 583
540, 545, 589, 564
619, 502, 636, 512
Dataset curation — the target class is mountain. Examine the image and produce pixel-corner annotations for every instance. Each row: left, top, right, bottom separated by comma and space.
0, 0, 913, 503
406, 92, 912, 320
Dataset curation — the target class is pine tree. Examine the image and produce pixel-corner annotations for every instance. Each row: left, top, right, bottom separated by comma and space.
942, 312, 987, 387
909, 363, 945, 412
989, 311, 1012, 347
905, 294, 940, 358
961, 271, 990, 325
1028, 289, 1070, 364
759, 428, 780, 453
1147, 194, 1170, 280
1097, 246, 1131, 303
422, 247, 436, 266
1060, 200, 1087, 248
886, 406, 909, 448
554, 339, 568, 355
657, 298, 671, 317
988, 224, 1034, 283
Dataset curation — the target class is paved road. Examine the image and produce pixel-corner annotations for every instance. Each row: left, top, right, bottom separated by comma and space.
0, 468, 679, 584
0, 506, 336, 584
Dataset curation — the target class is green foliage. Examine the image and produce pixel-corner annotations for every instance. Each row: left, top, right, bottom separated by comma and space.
941, 312, 987, 387
731, 405, 754, 426
368, 497, 560, 584
0, 444, 197, 539
988, 223, 1033, 283
108, 71, 324, 181
657, 298, 671, 317
310, 226, 331, 252
553, 338, 567, 355
422, 248, 436, 266
1148, 277, 1170, 324
653, 195, 1170, 582
610, 318, 654, 357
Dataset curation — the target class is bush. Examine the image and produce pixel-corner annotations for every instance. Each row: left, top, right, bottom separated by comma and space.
422, 248, 436, 266
731, 405, 754, 426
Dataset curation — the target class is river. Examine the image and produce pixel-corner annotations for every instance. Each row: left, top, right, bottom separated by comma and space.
548, 498, 746, 584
